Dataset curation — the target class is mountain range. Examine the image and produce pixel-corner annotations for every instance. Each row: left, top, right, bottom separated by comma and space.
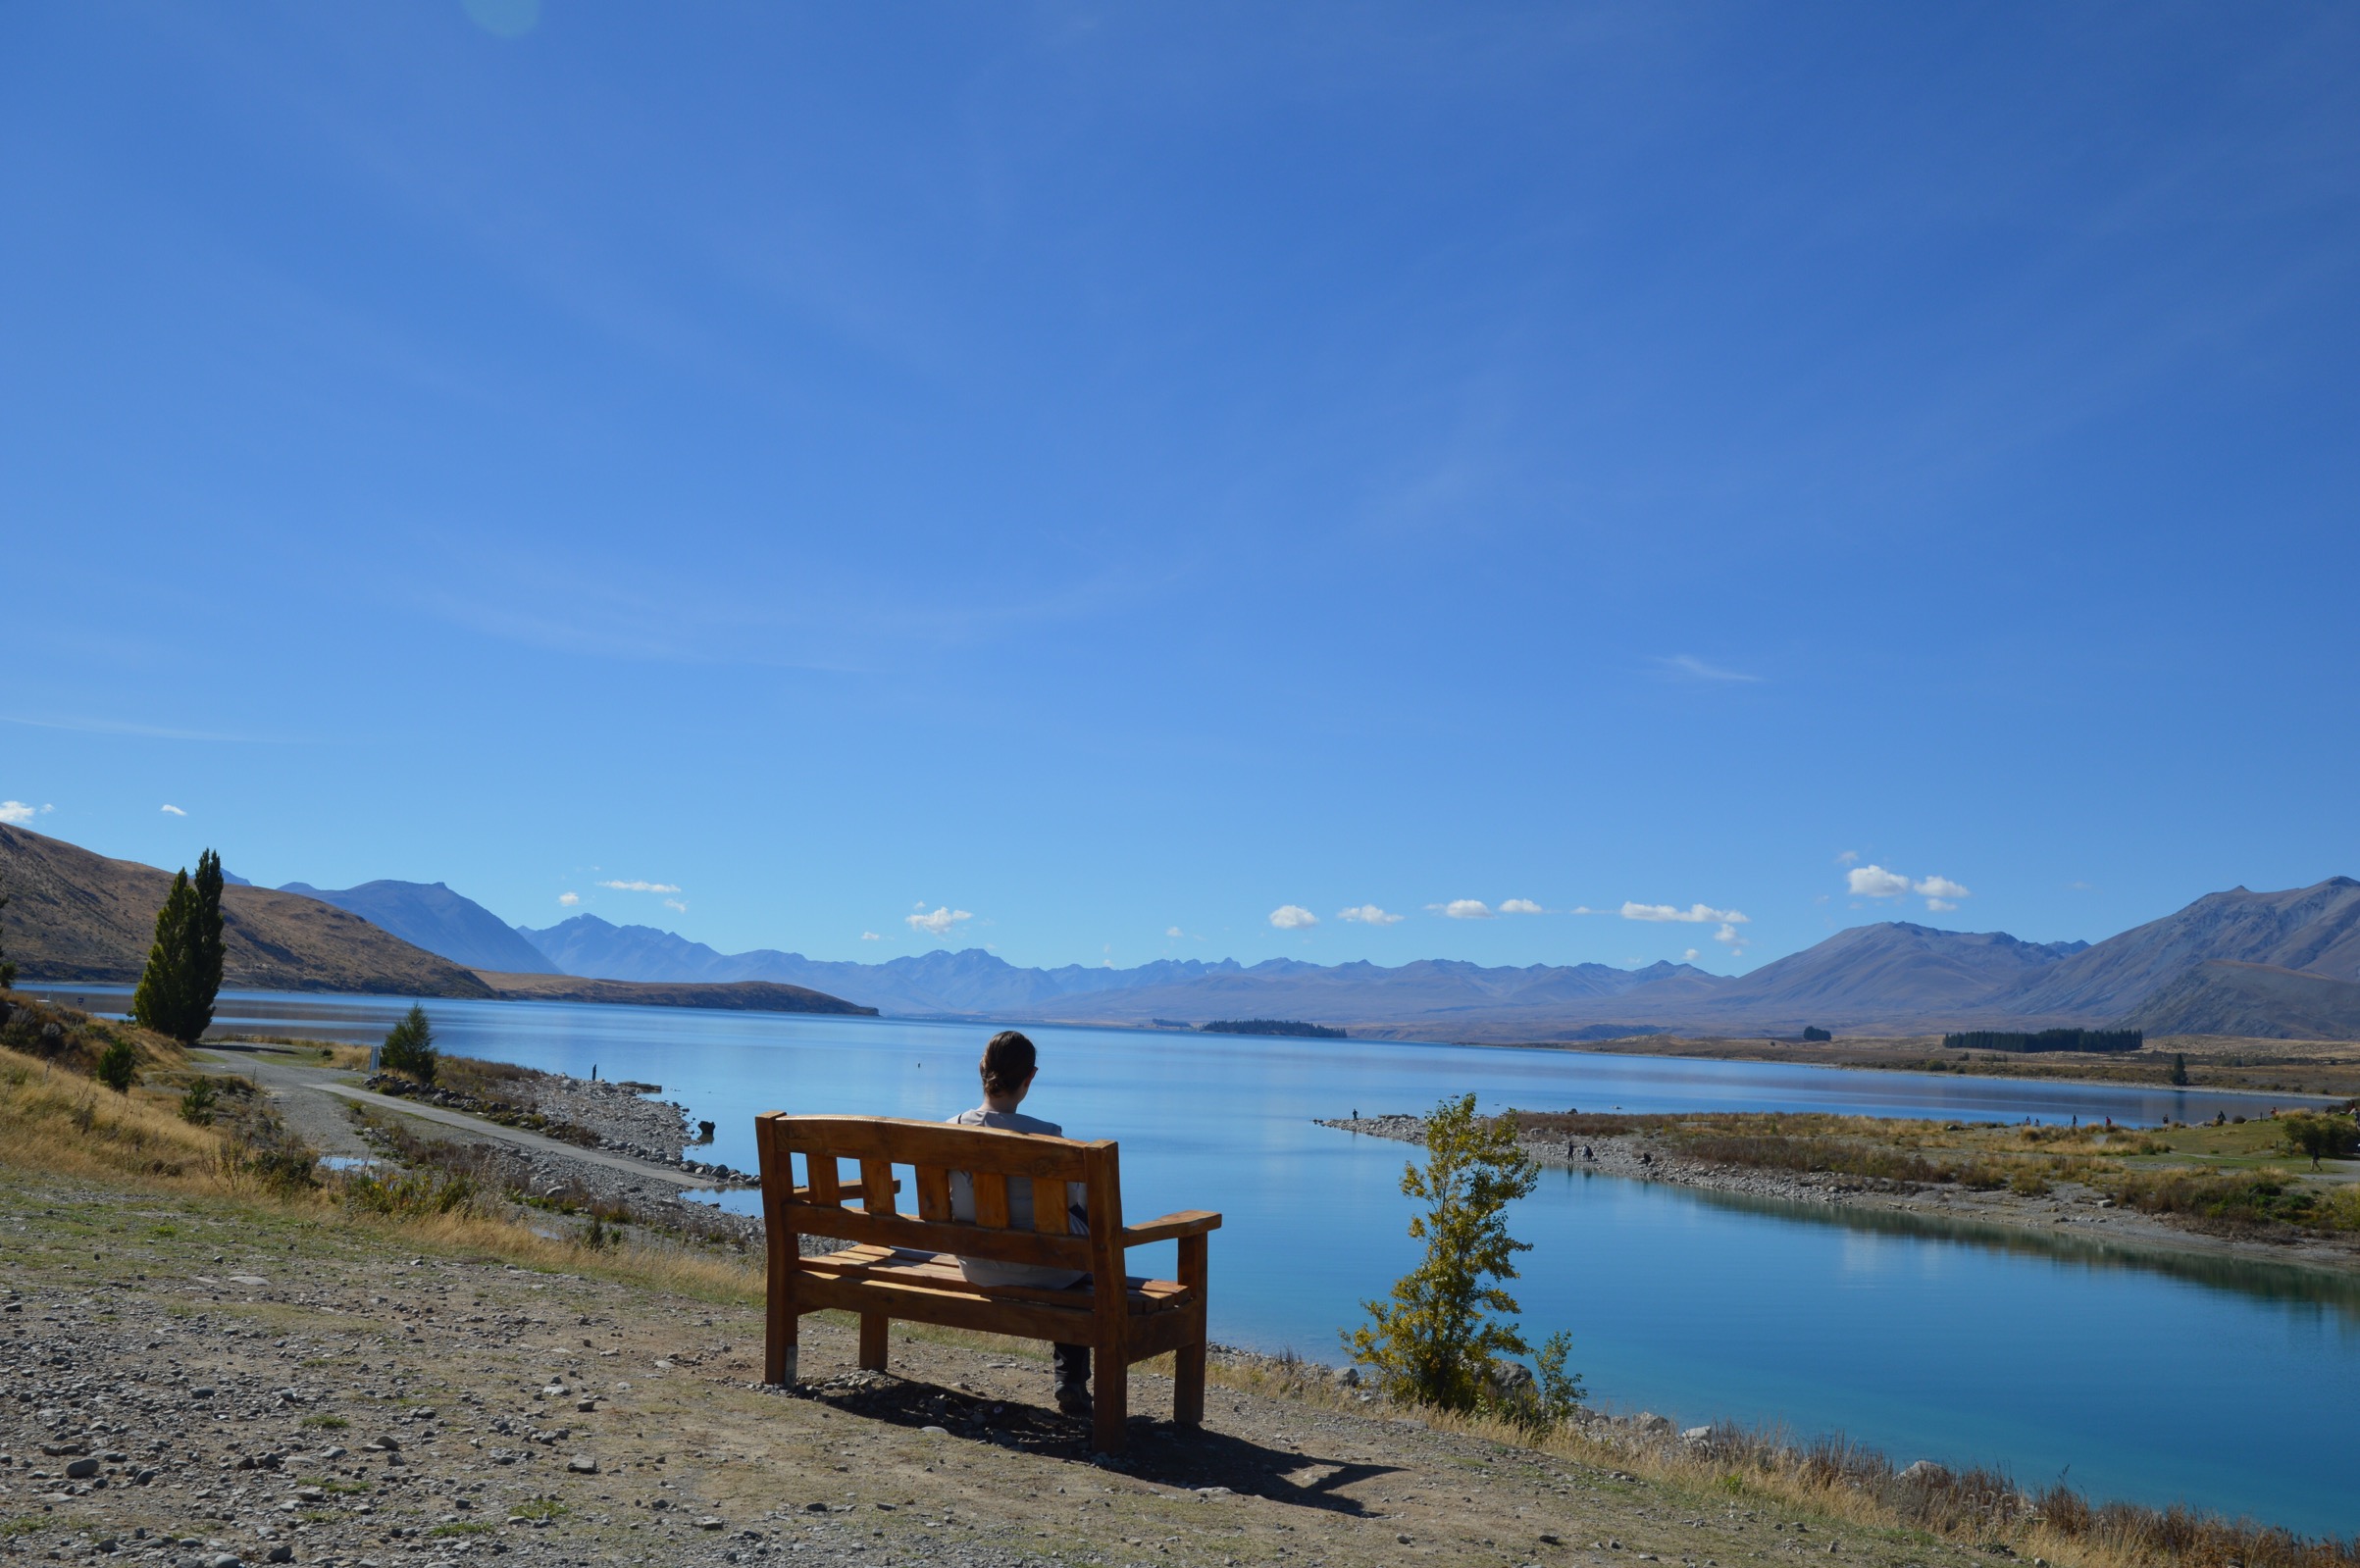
505, 879, 2360, 1039
11, 821, 2358, 1038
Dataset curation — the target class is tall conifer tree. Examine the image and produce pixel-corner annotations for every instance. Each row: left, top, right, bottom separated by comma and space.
131, 870, 203, 1042
0, 882, 17, 991
191, 849, 227, 1039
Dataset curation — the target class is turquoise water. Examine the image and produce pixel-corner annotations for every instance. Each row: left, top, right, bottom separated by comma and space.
47, 987, 2357, 1537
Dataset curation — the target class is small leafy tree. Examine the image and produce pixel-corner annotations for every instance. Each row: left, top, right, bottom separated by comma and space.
2283, 1113, 2359, 1170
1347, 1093, 1580, 1425
380, 1003, 438, 1085
94, 1037, 138, 1093
131, 870, 203, 1042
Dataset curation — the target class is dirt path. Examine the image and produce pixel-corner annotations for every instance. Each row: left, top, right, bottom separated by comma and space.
202, 1046, 711, 1190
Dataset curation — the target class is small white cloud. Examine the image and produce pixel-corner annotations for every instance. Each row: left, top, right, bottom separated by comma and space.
1268, 905, 1319, 931
557, 891, 580, 907
1913, 875, 1971, 901
2067, 881, 2094, 891
661, 897, 689, 914
1568, 905, 1599, 915
861, 931, 883, 941
1620, 901, 1748, 925
1498, 898, 1544, 916
1713, 922, 1748, 952
1683, 948, 1701, 963
1846, 865, 1913, 899
1835, 850, 1860, 866
160, 803, 186, 817
1338, 904, 1404, 925
0, 800, 34, 826
1660, 654, 1763, 683
907, 906, 973, 936
1434, 899, 1493, 920
1165, 926, 1184, 938
597, 879, 682, 893
1924, 899, 1960, 913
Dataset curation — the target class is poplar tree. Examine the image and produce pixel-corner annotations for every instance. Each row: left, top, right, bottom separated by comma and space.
0, 882, 16, 990
192, 849, 227, 1037
132, 869, 202, 1041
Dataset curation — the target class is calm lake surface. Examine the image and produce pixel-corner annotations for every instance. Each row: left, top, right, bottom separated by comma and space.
49, 986, 2357, 1537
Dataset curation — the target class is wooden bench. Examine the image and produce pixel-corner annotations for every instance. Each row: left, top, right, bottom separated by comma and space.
753, 1112, 1221, 1453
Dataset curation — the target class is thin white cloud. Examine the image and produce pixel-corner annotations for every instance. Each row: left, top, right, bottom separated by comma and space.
1165, 926, 1184, 938
1835, 850, 1861, 866
1683, 948, 1701, 963
597, 879, 682, 893
1620, 901, 1748, 925
1433, 899, 1493, 920
1268, 905, 1319, 931
1568, 905, 1600, 915
861, 931, 883, 941
160, 803, 186, 816
661, 897, 689, 915
1498, 898, 1544, 916
1848, 866, 1973, 911
1845, 865, 1913, 898
557, 891, 580, 907
0, 801, 34, 826
1659, 654, 1763, 683
1338, 904, 1404, 925
1713, 922, 1748, 951
907, 906, 972, 936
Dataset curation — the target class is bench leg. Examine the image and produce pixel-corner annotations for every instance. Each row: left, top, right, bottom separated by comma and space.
858, 1313, 889, 1373
1175, 1234, 1207, 1426
1092, 1349, 1128, 1453
1175, 1334, 1206, 1428
766, 1313, 798, 1387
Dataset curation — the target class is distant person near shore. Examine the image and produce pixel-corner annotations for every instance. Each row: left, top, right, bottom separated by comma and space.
947, 1030, 1093, 1415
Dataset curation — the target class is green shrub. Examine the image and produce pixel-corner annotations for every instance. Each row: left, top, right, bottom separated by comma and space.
380, 1004, 438, 1085
179, 1078, 219, 1125
1346, 1094, 1580, 1425
2282, 1112, 2359, 1170
93, 1038, 138, 1093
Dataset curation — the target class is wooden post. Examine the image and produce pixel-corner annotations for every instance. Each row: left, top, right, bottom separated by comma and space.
858, 1313, 889, 1373
1174, 1232, 1207, 1427
1084, 1141, 1129, 1453
755, 1115, 799, 1386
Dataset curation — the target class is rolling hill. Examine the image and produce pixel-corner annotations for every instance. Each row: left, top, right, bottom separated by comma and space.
0, 825, 494, 997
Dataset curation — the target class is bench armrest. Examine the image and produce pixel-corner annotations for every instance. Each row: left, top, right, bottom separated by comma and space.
1120, 1209, 1223, 1246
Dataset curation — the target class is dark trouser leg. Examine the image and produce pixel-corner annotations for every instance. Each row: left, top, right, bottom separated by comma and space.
1053, 1342, 1091, 1390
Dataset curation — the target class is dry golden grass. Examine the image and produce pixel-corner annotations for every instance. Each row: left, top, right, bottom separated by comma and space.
0, 1041, 223, 1185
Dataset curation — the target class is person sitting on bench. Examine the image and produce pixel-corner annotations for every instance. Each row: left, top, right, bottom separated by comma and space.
946, 1030, 1093, 1415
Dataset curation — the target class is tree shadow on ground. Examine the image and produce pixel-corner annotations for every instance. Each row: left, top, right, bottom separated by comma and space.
795, 1371, 1405, 1516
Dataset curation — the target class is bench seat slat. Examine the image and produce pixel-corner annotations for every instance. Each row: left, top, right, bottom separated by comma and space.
779, 1198, 1093, 1270
799, 1245, 1194, 1312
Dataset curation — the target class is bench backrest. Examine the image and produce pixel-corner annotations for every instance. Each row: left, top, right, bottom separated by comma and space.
754, 1113, 1121, 1274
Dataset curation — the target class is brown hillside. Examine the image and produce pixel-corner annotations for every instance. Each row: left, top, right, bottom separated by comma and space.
473, 971, 877, 1015
0, 825, 494, 997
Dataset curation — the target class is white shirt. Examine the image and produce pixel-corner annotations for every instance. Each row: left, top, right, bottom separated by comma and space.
946, 1105, 1088, 1290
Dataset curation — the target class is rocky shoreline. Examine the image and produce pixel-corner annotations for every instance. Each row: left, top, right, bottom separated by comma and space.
1318, 1113, 2360, 1274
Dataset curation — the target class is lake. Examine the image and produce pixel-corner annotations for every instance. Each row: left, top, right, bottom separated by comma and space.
41, 986, 2358, 1538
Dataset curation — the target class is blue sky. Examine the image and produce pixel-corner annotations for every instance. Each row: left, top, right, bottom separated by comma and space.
5, 2, 2357, 975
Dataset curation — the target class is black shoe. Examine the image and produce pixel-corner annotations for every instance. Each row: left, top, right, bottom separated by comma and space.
1054, 1383, 1093, 1417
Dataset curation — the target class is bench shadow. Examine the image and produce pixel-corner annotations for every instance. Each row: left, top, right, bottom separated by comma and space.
798, 1373, 1404, 1516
